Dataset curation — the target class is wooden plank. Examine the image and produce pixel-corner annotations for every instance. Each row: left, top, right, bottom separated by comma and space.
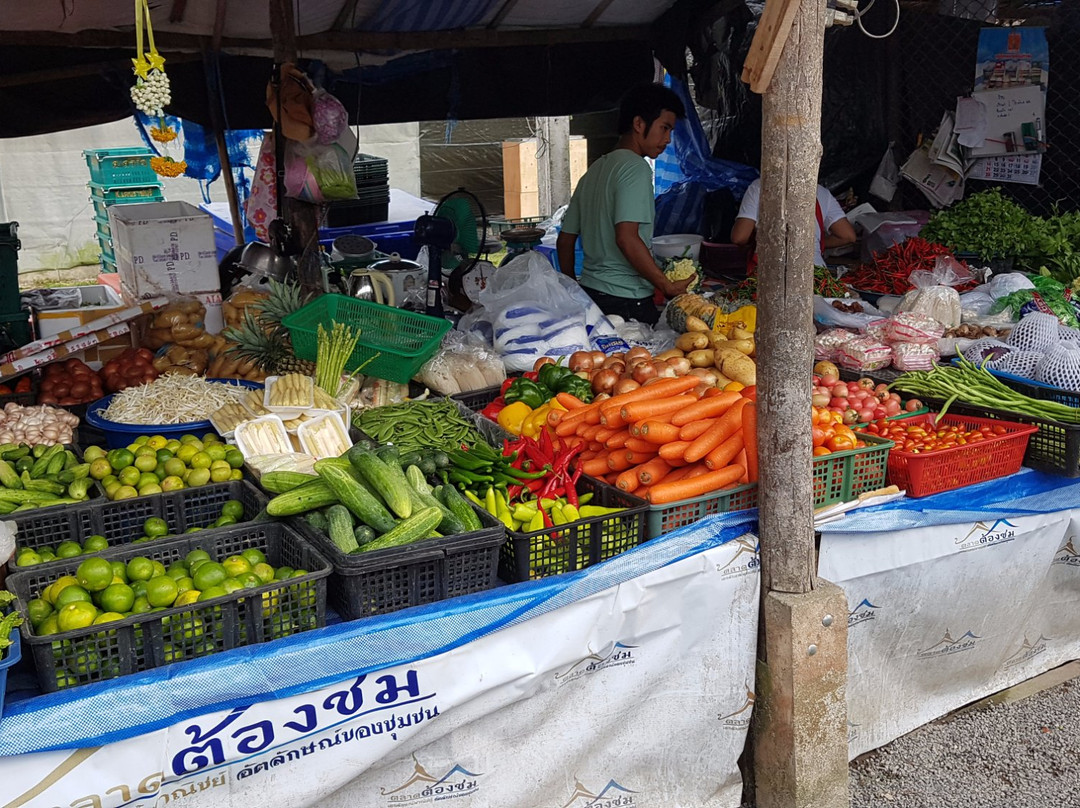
502, 140, 538, 194
569, 137, 588, 194
741, 0, 804, 94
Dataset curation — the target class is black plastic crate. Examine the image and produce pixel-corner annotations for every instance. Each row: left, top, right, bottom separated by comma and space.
290, 504, 504, 621
921, 397, 1080, 478
325, 198, 390, 228
6, 480, 268, 574
9, 521, 329, 692
407, 380, 504, 414
500, 476, 648, 582
0, 373, 37, 407
353, 153, 389, 186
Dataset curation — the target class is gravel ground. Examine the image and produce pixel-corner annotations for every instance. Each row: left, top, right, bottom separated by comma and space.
849, 674, 1080, 807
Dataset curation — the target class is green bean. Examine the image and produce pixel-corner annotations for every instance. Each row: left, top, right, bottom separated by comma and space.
353, 399, 486, 452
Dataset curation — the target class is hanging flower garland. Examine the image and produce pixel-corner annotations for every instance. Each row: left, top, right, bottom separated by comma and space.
130, 0, 186, 178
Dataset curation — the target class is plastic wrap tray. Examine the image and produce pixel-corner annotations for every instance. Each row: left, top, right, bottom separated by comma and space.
500, 476, 647, 582
290, 503, 504, 622
882, 413, 1037, 497
9, 521, 329, 693
6, 480, 268, 574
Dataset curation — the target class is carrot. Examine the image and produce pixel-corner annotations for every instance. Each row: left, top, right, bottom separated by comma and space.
736, 449, 749, 484
662, 464, 696, 483
704, 431, 744, 470
678, 418, 717, 441
588, 441, 605, 453
546, 409, 565, 427
743, 401, 759, 483
606, 452, 632, 472
684, 398, 748, 463
595, 426, 618, 443
646, 464, 746, 504
615, 465, 642, 493
584, 407, 604, 425
637, 457, 672, 486
620, 394, 697, 424
625, 437, 657, 454
623, 450, 654, 466
556, 406, 594, 435
581, 423, 604, 441
556, 392, 587, 410
670, 391, 742, 426
659, 441, 692, 463
579, 449, 598, 462
639, 420, 683, 445
581, 456, 612, 477
604, 429, 633, 450
685, 463, 712, 478
599, 408, 627, 429
702, 387, 726, 398
598, 376, 701, 421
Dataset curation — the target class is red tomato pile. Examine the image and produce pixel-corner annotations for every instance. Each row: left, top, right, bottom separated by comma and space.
101, 348, 160, 393
38, 358, 104, 406
811, 406, 868, 456
811, 374, 922, 425
859, 418, 1009, 454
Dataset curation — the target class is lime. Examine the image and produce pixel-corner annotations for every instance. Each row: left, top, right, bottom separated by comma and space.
83, 445, 106, 462
180, 435, 203, 447
154, 462, 168, 480
174, 576, 196, 595
89, 458, 112, 480
165, 561, 189, 579
108, 449, 135, 472
131, 580, 148, 599
113, 485, 139, 500
130, 595, 153, 614
134, 435, 151, 446
117, 466, 141, 487
221, 578, 243, 594
155, 448, 174, 463
192, 562, 227, 591
76, 557, 114, 593
27, 598, 54, 627
165, 439, 182, 452
143, 517, 169, 538
15, 549, 42, 566
37, 614, 60, 636
251, 562, 275, 584
104, 481, 122, 499
186, 549, 211, 566
147, 435, 167, 450
94, 611, 126, 625
220, 500, 245, 521
162, 643, 185, 664
204, 443, 227, 463
101, 474, 119, 489
174, 589, 202, 606
225, 449, 245, 469
137, 472, 159, 490
187, 467, 211, 487
221, 555, 251, 578
273, 566, 294, 581
160, 475, 185, 492
134, 445, 157, 458
126, 556, 154, 582
209, 465, 232, 483
139, 482, 163, 497
185, 526, 203, 534
39, 549, 57, 563
150, 560, 167, 578
109, 560, 128, 582
47, 575, 81, 605
175, 444, 198, 463
202, 432, 220, 444
237, 572, 262, 589
190, 451, 212, 470
134, 454, 157, 473
197, 585, 228, 602
99, 583, 135, 613
229, 469, 244, 481
82, 535, 109, 553
145, 576, 179, 608
57, 601, 99, 631
163, 458, 187, 478
213, 515, 237, 528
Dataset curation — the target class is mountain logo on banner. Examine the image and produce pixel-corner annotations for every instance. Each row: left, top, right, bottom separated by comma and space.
560, 778, 638, 808
848, 598, 881, 628
1053, 536, 1080, 568
379, 756, 482, 804
716, 535, 760, 580
718, 683, 756, 730
953, 519, 1017, 552
1003, 635, 1052, 670
917, 629, 982, 659
555, 641, 638, 685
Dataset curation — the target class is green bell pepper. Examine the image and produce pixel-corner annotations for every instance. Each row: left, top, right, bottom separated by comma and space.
537, 360, 573, 391
504, 378, 549, 409
557, 374, 594, 403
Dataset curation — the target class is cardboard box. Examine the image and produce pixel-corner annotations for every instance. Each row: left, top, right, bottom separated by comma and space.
109, 201, 220, 299
29, 285, 136, 368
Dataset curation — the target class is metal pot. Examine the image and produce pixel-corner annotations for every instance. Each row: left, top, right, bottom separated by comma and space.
361, 253, 428, 309
235, 242, 294, 283
347, 269, 396, 306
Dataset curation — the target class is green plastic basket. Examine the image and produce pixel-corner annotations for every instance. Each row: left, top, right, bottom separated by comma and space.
283, 294, 451, 384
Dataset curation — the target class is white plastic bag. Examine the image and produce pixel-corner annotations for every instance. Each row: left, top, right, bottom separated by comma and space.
813, 297, 887, 330
457, 252, 626, 372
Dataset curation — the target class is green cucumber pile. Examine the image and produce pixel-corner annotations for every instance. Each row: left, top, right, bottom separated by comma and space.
264, 442, 482, 555
0, 443, 95, 513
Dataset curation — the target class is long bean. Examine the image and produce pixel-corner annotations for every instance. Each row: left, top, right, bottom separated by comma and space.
353, 399, 485, 451
891, 357, 1080, 424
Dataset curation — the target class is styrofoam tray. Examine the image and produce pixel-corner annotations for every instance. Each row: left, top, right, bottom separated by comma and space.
263, 375, 315, 419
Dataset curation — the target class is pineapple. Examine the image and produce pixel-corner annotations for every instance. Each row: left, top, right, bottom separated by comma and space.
223, 279, 316, 376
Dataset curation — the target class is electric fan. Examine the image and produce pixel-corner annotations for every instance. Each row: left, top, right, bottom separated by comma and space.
413, 188, 487, 316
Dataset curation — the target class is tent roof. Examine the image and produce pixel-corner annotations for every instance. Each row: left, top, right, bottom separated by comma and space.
0, 0, 698, 136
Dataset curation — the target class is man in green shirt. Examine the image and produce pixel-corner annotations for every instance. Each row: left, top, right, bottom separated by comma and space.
557, 83, 695, 325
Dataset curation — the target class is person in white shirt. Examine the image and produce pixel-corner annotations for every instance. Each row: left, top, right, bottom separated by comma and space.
730, 178, 856, 268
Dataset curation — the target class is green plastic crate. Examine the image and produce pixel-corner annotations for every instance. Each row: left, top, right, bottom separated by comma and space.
283, 294, 451, 384
84, 148, 156, 186
89, 182, 164, 219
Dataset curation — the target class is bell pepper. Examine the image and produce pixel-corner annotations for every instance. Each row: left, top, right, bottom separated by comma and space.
481, 396, 507, 421
556, 374, 594, 403
521, 403, 554, 439
537, 360, 573, 391
504, 377, 549, 409
497, 401, 533, 435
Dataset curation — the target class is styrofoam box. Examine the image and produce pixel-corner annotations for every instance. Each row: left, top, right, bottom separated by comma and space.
109, 201, 219, 298
29, 285, 135, 368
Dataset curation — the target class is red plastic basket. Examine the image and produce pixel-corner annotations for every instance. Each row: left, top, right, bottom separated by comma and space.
883, 413, 1038, 498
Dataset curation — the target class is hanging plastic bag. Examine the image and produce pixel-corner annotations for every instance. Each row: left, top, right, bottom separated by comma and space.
288, 121, 358, 203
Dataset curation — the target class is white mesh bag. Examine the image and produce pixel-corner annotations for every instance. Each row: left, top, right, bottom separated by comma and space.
1007, 312, 1064, 352
988, 350, 1043, 378
1034, 342, 1080, 391
1059, 324, 1080, 343
963, 338, 1013, 364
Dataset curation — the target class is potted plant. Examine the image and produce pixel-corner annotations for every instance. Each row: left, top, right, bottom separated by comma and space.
0, 589, 22, 719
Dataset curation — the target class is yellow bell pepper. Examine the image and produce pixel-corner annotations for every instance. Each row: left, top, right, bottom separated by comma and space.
521, 403, 552, 438
497, 401, 533, 435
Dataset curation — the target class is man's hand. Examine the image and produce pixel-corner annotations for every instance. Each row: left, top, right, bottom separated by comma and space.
661, 273, 697, 298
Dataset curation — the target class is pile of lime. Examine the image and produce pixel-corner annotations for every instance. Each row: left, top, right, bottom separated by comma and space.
26, 544, 309, 638
87, 433, 245, 500
13, 502, 245, 567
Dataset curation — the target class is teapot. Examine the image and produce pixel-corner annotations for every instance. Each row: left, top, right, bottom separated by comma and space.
347, 269, 396, 307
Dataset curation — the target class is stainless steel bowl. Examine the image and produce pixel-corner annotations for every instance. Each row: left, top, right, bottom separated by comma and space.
236, 242, 294, 282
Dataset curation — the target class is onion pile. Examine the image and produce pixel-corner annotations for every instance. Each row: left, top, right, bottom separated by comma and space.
0, 403, 79, 445
559, 347, 718, 400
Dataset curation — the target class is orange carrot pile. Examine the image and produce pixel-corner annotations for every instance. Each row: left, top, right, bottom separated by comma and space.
546, 376, 758, 505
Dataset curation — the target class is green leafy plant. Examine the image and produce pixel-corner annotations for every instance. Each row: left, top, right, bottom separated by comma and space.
0, 590, 21, 655
921, 188, 1042, 260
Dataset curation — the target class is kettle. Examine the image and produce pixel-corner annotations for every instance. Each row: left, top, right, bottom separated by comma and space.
347, 269, 396, 306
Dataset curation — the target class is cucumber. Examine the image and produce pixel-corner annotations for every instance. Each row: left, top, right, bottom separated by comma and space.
404, 465, 466, 535
347, 450, 412, 519
373, 445, 400, 465
325, 504, 359, 554
266, 478, 339, 516
0, 459, 21, 490
29, 445, 62, 479
432, 451, 450, 470
418, 456, 438, 476
356, 507, 442, 553
261, 471, 319, 494
305, 509, 329, 532
353, 524, 376, 547
439, 483, 484, 532
399, 450, 422, 469
313, 458, 397, 533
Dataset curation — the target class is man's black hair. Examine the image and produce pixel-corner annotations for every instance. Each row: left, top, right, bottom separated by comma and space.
616, 83, 686, 135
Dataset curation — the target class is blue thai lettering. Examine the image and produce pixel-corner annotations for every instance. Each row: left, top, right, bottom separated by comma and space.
286, 749, 302, 761
171, 707, 247, 775
237, 766, 255, 780
340, 728, 356, 742
231, 719, 274, 754
375, 670, 420, 704
270, 754, 286, 767
323, 676, 366, 715
318, 733, 343, 750
357, 726, 371, 738
398, 714, 413, 728
284, 703, 319, 733
424, 706, 440, 721
370, 721, 385, 735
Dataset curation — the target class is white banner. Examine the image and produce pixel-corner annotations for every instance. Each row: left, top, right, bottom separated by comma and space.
821, 511, 1070, 758
1, 534, 760, 808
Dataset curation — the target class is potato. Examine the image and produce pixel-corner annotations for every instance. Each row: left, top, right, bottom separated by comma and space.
706, 332, 729, 350
676, 332, 709, 351
728, 338, 755, 356
721, 353, 757, 387
731, 327, 755, 341
655, 348, 686, 361
685, 315, 710, 333
687, 349, 716, 368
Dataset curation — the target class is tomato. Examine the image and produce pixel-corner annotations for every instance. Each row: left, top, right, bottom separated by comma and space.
813, 446, 832, 456
827, 433, 857, 452
811, 426, 827, 447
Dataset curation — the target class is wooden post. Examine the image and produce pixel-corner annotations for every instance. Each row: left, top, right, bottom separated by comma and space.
204, 0, 245, 248
747, 0, 850, 806
269, 0, 323, 294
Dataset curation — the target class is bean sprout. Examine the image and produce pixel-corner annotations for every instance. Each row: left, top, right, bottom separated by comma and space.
101, 374, 250, 425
